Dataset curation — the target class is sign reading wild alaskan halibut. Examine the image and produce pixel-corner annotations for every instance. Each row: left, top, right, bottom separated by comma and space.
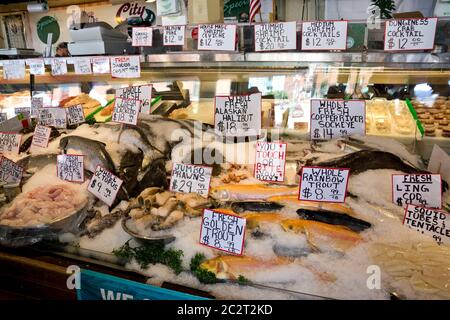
132, 27, 153, 47
392, 174, 442, 209
299, 166, 350, 203
57, 154, 84, 183
88, 166, 123, 207
111, 98, 140, 125
198, 24, 236, 51
111, 56, 141, 78
403, 204, 450, 246
0, 133, 22, 154
0, 156, 23, 185
301, 20, 348, 50
215, 93, 261, 137
163, 25, 185, 46
384, 18, 437, 51
254, 142, 287, 182
310, 99, 365, 140
31, 125, 51, 148
199, 209, 246, 255
115, 85, 152, 114
169, 163, 212, 198
254, 22, 297, 52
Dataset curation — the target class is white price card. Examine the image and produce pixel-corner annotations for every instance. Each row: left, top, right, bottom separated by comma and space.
169, 163, 212, 197
403, 204, 450, 246
0, 133, 22, 154
0, 113, 7, 123
198, 24, 236, 51
0, 156, 23, 185
215, 92, 261, 137
57, 154, 84, 183
31, 96, 43, 118
2, 60, 26, 80
254, 142, 287, 182
26, 59, 45, 75
199, 209, 246, 255
111, 56, 140, 78
115, 85, 152, 114
88, 166, 123, 207
254, 21, 297, 52
384, 18, 438, 51
310, 99, 365, 140
74, 57, 92, 74
163, 25, 185, 46
37, 108, 67, 128
51, 58, 68, 76
301, 20, 348, 50
92, 57, 110, 74
299, 166, 350, 203
14, 107, 31, 117
132, 27, 153, 46
111, 98, 140, 125
31, 125, 51, 148
392, 174, 442, 209
66, 104, 85, 125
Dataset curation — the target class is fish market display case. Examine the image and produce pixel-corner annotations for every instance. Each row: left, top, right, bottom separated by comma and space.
0, 21, 450, 300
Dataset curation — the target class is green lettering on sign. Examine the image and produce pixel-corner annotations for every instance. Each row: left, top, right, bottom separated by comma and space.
37, 16, 60, 44
224, 0, 249, 18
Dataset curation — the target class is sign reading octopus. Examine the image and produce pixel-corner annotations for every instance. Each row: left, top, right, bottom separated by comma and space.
88, 166, 123, 207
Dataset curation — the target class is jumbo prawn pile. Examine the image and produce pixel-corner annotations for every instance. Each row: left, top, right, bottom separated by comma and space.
0, 116, 449, 300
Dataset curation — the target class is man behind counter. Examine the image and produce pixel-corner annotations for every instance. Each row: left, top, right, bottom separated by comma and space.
55, 42, 70, 57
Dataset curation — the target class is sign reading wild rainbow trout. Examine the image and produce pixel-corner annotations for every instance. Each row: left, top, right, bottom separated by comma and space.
169, 163, 212, 198
403, 204, 450, 246
299, 166, 350, 203
384, 18, 437, 51
310, 99, 365, 140
215, 93, 261, 137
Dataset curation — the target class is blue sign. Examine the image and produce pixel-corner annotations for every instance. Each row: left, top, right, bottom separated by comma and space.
77, 269, 208, 300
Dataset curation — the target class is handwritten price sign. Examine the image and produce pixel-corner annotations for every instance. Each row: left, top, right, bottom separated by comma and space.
51, 58, 67, 76
198, 24, 236, 51
37, 108, 67, 128
3, 60, 26, 80
88, 166, 123, 207
111, 98, 140, 125
132, 27, 153, 47
74, 58, 92, 74
164, 25, 185, 46
111, 56, 140, 78
301, 20, 348, 50
92, 57, 110, 74
57, 154, 84, 183
66, 104, 85, 126
254, 142, 287, 182
254, 22, 297, 52
392, 174, 442, 209
115, 85, 152, 114
31, 125, 51, 148
0, 156, 23, 185
0, 133, 22, 154
26, 59, 45, 75
299, 166, 350, 203
169, 163, 212, 198
199, 209, 246, 255
384, 18, 437, 51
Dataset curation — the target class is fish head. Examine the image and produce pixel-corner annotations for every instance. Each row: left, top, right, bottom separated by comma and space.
210, 187, 230, 201
280, 219, 306, 233
59, 136, 69, 151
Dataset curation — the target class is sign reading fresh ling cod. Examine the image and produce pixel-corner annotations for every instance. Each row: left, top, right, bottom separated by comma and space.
392, 174, 442, 209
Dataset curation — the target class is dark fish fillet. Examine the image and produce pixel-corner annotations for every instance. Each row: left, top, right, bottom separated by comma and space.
296, 208, 371, 232
231, 201, 284, 213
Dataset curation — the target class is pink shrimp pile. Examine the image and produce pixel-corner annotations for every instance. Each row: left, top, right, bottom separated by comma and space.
0, 184, 87, 227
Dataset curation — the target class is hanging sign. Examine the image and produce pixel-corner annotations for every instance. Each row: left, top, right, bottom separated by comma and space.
254, 21, 297, 52
214, 92, 261, 137
115, 85, 152, 114
87, 166, 123, 207
92, 57, 110, 74
66, 104, 85, 126
392, 173, 442, 209
0, 133, 22, 154
111, 98, 140, 125
299, 166, 350, 203
57, 154, 84, 183
169, 163, 212, 198
0, 156, 23, 185
163, 25, 185, 46
384, 18, 438, 51
199, 209, 246, 255
51, 58, 68, 76
132, 27, 153, 46
198, 24, 237, 51
301, 20, 348, 50
37, 108, 67, 128
403, 204, 450, 246
111, 56, 141, 78
2, 60, 26, 80
31, 125, 51, 148
254, 142, 287, 182
310, 99, 365, 140
74, 58, 92, 74
27, 59, 46, 75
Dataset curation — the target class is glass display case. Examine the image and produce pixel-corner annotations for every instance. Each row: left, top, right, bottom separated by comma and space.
0, 21, 449, 301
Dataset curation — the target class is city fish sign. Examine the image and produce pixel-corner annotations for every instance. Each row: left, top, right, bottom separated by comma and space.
116, 2, 155, 24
